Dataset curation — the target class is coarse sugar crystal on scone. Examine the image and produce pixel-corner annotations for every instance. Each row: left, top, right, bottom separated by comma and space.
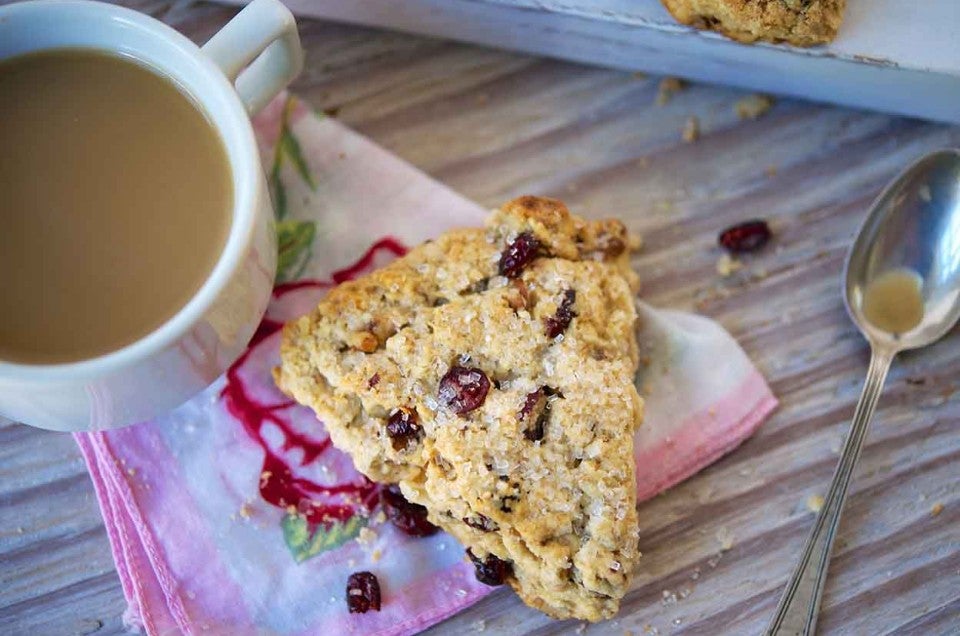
275, 196, 643, 621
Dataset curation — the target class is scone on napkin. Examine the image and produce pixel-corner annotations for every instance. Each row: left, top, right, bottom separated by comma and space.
276, 196, 643, 621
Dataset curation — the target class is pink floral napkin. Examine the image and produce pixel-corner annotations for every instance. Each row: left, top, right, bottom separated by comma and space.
74, 94, 777, 635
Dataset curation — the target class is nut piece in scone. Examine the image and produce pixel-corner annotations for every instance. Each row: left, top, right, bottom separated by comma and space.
275, 196, 643, 621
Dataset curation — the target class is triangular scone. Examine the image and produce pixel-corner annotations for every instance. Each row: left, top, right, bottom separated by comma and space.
659, 0, 845, 46
276, 196, 643, 621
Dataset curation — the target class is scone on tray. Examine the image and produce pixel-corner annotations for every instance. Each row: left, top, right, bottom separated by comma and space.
660, 0, 846, 46
275, 196, 643, 621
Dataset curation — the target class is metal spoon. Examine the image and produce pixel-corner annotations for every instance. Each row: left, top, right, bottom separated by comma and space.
766, 149, 960, 635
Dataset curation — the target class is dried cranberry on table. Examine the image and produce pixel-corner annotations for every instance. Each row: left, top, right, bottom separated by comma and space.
498, 232, 542, 278
346, 571, 381, 613
544, 289, 576, 338
385, 408, 421, 450
380, 484, 439, 537
467, 549, 512, 586
718, 219, 771, 253
438, 365, 491, 414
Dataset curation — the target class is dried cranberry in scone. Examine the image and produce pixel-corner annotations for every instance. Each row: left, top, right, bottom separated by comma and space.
544, 289, 576, 338
467, 549, 513, 586
385, 408, 421, 450
438, 365, 490, 415
498, 232, 542, 278
380, 484, 439, 537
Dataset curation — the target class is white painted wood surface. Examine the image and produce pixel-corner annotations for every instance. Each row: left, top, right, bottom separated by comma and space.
0, 1, 958, 634
228, 0, 960, 125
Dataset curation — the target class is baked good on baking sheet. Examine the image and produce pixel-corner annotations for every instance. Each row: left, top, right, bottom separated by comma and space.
276, 196, 643, 621
660, 0, 845, 46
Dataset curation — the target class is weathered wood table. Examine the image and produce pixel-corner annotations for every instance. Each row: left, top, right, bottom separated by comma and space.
1, 2, 957, 634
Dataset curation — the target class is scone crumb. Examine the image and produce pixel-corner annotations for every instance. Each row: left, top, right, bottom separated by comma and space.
735, 94, 775, 120
654, 200, 674, 213
371, 548, 382, 563
373, 510, 387, 525
715, 526, 735, 551
716, 254, 742, 277
127, 468, 136, 476
806, 494, 825, 513
259, 470, 272, 488
930, 502, 944, 517
471, 619, 486, 632
575, 623, 588, 634
238, 502, 252, 519
655, 76, 687, 105
682, 116, 700, 143
357, 527, 378, 546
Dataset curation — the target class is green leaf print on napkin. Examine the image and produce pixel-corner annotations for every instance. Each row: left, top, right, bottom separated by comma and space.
276, 219, 316, 282
270, 97, 318, 282
282, 513, 367, 563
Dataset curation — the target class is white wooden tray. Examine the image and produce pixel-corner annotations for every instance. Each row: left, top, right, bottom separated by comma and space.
222, 0, 960, 125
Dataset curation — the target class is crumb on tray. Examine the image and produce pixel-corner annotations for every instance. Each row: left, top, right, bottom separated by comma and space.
682, 116, 700, 143
735, 94, 775, 120
656, 77, 686, 106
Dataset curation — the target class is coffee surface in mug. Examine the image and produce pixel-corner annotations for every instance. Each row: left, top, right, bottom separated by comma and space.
0, 49, 232, 364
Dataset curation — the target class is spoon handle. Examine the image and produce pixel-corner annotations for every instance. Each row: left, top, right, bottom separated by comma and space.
766, 347, 895, 636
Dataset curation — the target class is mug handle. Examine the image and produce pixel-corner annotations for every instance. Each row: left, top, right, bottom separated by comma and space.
201, 0, 304, 115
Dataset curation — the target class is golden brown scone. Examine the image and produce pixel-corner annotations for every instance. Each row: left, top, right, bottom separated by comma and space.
275, 196, 643, 621
660, 0, 845, 46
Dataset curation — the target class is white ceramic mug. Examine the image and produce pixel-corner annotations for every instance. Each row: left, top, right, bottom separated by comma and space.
0, 0, 303, 431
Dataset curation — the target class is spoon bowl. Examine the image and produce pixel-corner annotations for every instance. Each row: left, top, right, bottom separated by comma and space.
844, 149, 960, 350
769, 148, 960, 636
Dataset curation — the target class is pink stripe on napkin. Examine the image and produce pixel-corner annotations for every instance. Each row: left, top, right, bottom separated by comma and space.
75, 93, 776, 635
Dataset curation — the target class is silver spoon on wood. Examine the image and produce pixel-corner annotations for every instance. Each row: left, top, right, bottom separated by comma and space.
766, 149, 960, 635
